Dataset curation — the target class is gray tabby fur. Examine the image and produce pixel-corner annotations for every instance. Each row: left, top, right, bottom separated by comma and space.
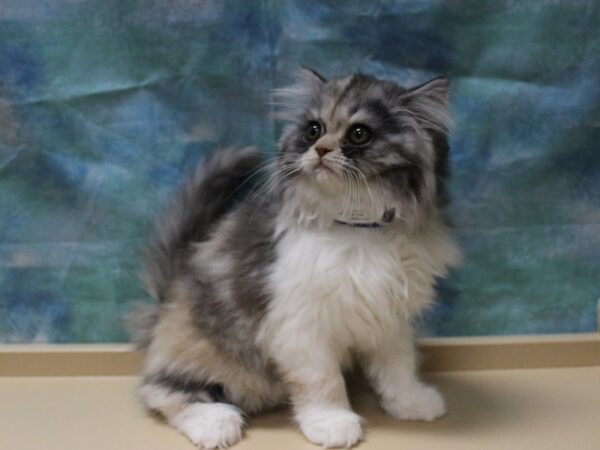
129, 69, 456, 447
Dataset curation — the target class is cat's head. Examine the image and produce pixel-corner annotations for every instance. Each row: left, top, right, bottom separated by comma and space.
275, 68, 451, 230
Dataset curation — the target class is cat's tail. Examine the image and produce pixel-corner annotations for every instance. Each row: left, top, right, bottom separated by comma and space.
141, 147, 264, 304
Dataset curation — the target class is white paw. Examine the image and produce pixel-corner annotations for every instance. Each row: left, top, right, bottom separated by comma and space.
298, 407, 363, 448
170, 403, 244, 449
382, 384, 446, 422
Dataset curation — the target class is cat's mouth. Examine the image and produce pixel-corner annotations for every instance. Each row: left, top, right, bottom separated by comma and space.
313, 161, 342, 182
301, 155, 342, 186
315, 162, 335, 174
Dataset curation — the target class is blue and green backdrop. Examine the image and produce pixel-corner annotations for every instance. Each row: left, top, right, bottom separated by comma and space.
1, 0, 599, 342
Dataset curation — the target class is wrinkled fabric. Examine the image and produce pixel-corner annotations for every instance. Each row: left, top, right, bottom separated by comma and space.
0, 0, 598, 342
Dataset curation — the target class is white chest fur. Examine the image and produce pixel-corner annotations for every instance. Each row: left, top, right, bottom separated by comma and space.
257, 222, 461, 365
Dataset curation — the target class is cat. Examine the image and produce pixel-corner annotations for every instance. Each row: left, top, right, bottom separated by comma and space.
128, 68, 462, 449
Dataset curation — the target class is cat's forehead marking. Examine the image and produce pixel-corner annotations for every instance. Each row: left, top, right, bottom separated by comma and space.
324, 105, 352, 134
316, 76, 351, 120
313, 76, 357, 133
328, 76, 358, 121
330, 78, 390, 124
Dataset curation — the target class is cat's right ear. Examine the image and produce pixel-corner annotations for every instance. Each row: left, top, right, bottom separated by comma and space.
272, 66, 326, 121
397, 77, 452, 134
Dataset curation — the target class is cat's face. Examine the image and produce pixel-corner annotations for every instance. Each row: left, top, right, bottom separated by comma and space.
276, 69, 451, 227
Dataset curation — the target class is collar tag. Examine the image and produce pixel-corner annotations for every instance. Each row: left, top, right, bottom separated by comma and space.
334, 207, 395, 229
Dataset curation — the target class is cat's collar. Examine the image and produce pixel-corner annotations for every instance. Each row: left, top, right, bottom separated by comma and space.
333, 208, 396, 229
333, 219, 383, 228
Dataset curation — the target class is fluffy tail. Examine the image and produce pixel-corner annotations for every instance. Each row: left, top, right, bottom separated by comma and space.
141, 147, 263, 303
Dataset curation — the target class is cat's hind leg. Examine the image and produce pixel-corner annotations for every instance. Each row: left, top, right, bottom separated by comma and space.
137, 374, 245, 449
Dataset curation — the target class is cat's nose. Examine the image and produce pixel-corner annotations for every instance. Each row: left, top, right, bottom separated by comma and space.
315, 146, 333, 158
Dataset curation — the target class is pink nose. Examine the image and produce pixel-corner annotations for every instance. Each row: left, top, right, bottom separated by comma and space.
315, 146, 333, 158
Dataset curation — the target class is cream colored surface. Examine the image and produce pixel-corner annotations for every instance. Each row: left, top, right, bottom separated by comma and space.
1, 367, 599, 450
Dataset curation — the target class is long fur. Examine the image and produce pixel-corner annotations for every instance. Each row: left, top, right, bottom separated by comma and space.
140, 147, 263, 304
129, 70, 461, 449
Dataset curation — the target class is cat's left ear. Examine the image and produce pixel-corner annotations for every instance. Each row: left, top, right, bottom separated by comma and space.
272, 66, 326, 121
299, 65, 327, 84
399, 77, 452, 133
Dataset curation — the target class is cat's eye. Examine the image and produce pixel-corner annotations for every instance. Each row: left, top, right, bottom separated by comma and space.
304, 121, 322, 142
347, 124, 372, 145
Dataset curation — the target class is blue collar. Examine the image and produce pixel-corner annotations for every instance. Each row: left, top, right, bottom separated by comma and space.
334, 219, 383, 228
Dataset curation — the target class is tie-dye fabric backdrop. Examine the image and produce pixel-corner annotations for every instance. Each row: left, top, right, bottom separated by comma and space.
1, 0, 599, 342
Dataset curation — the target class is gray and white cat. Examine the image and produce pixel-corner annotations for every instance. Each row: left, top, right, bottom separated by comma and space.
129, 69, 461, 449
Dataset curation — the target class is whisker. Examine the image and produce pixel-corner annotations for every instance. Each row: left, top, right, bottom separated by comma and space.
243, 165, 301, 228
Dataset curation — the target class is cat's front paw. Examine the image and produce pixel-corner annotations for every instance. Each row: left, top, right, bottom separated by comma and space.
170, 403, 244, 449
298, 407, 363, 448
382, 384, 446, 422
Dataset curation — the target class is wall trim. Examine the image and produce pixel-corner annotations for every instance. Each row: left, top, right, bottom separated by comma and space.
1, 333, 598, 377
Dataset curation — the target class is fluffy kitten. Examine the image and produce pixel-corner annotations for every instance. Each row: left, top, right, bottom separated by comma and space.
129, 69, 461, 449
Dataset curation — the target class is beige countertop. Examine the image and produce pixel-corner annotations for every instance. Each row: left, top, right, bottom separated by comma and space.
1, 366, 599, 450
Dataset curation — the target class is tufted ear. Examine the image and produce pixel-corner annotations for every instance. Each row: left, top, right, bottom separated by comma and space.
398, 77, 452, 134
272, 66, 326, 121
299, 65, 327, 84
